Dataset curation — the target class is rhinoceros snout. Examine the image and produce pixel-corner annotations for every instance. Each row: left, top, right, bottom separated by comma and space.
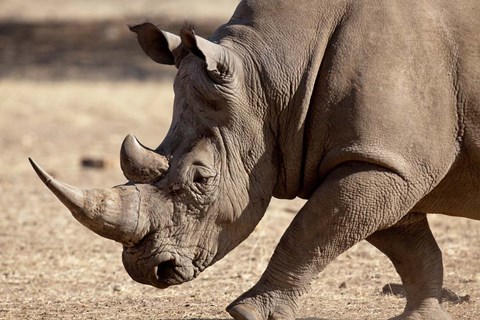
122, 250, 196, 289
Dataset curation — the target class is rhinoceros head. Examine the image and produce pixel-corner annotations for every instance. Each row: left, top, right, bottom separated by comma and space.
31, 23, 276, 288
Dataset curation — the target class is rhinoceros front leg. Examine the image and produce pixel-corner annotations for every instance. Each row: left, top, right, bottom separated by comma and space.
228, 162, 426, 320
367, 213, 452, 320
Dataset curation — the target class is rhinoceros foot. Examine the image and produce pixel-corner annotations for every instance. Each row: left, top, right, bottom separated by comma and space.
227, 304, 263, 320
389, 302, 453, 320
227, 287, 298, 320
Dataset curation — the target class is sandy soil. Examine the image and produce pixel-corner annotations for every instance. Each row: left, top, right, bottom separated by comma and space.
0, 2, 479, 319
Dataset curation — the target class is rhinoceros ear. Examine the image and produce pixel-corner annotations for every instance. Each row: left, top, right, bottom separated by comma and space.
129, 22, 181, 65
180, 25, 229, 76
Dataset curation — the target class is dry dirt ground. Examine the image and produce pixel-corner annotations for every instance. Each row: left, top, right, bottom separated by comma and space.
0, 2, 479, 319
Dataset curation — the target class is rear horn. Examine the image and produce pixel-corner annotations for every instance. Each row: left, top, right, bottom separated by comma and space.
120, 134, 169, 183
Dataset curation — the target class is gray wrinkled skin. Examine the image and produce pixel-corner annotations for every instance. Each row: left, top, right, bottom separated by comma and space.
32, 1, 479, 319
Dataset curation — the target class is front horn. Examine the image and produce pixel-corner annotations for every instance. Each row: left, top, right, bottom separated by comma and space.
120, 134, 169, 183
29, 158, 148, 245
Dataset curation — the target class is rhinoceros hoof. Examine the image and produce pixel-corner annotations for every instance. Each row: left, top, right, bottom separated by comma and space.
227, 304, 263, 320
389, 308, 453, 320
227, 290, 297, 320
227, 303, 295, 320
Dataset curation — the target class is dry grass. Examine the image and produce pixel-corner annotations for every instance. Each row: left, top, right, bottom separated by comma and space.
0, 80, 173, 181
1, 79, 479, 319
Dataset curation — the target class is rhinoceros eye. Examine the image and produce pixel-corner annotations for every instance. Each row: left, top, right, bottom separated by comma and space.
192, 166, 216, 185
193, 176, 209, 185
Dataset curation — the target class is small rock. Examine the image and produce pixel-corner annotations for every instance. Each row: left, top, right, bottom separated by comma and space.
81, 157, 109, 169
112, 284, 123, 292
339, 281, 347, 289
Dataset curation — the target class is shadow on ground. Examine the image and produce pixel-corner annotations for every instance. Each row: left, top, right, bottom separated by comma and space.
0, 17, 221, 81
382, 283, 471, 304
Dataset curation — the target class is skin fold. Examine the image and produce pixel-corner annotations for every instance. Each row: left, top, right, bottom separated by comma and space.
31, 1, 479, 319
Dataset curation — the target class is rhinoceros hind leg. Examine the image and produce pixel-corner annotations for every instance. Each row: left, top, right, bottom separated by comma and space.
367, 213, 452, 320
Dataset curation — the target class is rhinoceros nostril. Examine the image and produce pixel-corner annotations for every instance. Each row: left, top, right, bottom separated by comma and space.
156, 259, 176, 279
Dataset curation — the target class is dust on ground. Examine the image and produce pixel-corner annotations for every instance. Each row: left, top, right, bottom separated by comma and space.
1, 2, 479, 319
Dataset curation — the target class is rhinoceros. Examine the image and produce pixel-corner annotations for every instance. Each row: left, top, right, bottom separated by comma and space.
30, 0, 479, 319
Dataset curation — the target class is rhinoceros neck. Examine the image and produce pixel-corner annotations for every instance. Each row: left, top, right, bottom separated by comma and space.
219, 0, 348, 199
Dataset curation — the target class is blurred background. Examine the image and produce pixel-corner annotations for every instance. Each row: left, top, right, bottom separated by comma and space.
0, 1, 478, 319
0, 0, 239, 187
0, 0, 238, 81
